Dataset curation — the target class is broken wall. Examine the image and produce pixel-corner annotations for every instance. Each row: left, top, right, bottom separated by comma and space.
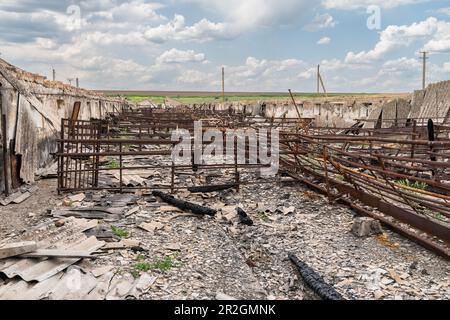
0, 59, 128, 193
209, 97, 393, 127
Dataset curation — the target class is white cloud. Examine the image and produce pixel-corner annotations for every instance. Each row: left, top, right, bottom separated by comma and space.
177, 69, 214, 84
144, 15, 234, 43
180, 0, 316, 32
345, 17, 444, 64
436, 7, 450, 16
305, 14, 336, 32
318, 37, 331, 45
322, 0, 429, 10
156, 48, 206, 64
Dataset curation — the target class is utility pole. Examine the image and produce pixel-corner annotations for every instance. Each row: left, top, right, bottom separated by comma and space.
52, 68, 56, 81
420, 51, 428, 90
316, 65, 327, 97
76, 78, 79, 88
222, 67, 225, 103
317, 65, 320, 94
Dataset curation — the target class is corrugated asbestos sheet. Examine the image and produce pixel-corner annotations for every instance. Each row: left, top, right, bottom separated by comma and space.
0, 217, 156, 300
363, 107, 382, 129
0, 267, 154, 300
364, 99, 412, 129
0, 236, 104, 282
410, 80, 450, 123
410, 90, 426, 119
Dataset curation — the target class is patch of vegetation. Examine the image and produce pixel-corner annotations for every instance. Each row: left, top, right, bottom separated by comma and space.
258, 212, 270, 222
111, 226, 129, 238
397, 179, 428, 191
107, 158, 120, 169
108, 92, 383, 105
132, 254, 178, 277
150, 255, 176, 272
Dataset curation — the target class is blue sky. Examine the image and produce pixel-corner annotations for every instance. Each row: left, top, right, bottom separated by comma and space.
0, 0, 449, 92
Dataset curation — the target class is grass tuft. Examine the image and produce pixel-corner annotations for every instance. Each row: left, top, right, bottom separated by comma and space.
111, 226, 129, 238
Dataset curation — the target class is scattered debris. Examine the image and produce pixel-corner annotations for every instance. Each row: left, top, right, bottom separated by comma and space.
288, 253, 344, 300
237, 208, 253, 226
351, 217, 383, 237
188, 184, 235, 193
68, 193, 86, 203
0, 241, 37, 259
152, 191, 217, 216
216, 292, 237, 300
20, 249, 96, 259
139, 222, 164, 233
85, 225, 121, 242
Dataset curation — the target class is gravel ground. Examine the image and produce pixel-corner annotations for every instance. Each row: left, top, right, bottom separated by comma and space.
1, 177, 449, 300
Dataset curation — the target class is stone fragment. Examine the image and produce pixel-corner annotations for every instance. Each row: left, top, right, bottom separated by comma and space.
351, 217, 383, 237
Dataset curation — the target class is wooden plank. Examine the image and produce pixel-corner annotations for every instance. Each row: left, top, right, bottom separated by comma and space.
0, 241, 37, 259
19, 249, 96, 259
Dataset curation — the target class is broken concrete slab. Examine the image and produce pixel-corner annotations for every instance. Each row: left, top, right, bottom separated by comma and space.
351, 217, 383, 237
138, 222, 164, 233
68, 193, 86, 203
102, 239, 141, 250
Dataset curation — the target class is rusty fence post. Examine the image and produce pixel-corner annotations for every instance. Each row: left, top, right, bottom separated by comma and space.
119, 142, 123, 193
234, 140, 240, 192
322, 146, 332, 203
171, 143, 175, 194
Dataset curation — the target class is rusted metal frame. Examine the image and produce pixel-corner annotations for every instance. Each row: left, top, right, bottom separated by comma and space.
330, 154, 449, 192
288, 89, 302, 119
171, 142, 175, 194
339, 169, 450, 218
280, 158, 450, 244
375, 154, 424, 216
303, 137, 449, 191
119, 142, 123, 193
411, 120, 417, 160
357, 156, 394, 203
322, 147, 332, 203
57, 178, 284, 193
281, 169, 450, 259
343, 148, 449, 169
326, 155, 362, 196
60, 163, 269, 174
282, 132, 450, 147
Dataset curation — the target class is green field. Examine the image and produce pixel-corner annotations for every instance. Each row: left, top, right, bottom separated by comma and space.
110, 92, 385, 105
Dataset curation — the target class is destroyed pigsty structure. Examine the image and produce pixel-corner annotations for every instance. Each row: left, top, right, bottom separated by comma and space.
0, 60, 449, 300
0, 59, 128, 194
